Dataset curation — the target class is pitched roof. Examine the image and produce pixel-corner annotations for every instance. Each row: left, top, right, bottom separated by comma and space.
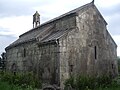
6, 25, 54, 49
6, 2, 96, 50
40, 28, 73, 43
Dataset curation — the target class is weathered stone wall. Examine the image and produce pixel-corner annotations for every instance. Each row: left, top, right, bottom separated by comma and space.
54, 14, 76, 30
58, 4, 118, 88
6, 41, 39, 72
75, 4, 118, 77
6, 41, 60, 85
40, 14, 76, 31
59, 28, 80, 88
38, 43, 60, 85
75, 4, 118, 76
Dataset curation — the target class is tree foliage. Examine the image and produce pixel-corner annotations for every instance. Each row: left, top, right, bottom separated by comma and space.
117, 57, 120, 73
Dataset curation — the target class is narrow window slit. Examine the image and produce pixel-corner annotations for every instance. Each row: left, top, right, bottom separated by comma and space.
70, 65, 73, 72
23, 48, 26, 57
95, 46, 97, 59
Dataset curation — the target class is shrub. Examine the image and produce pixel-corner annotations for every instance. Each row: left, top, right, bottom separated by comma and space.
64, 75, 114, 90
117, 57, 120, 74
0, 71, 42, 89
111, 76, 120, 87
75, 75, 96, 90
96, 75, 112, 88
64, 76, 75, 90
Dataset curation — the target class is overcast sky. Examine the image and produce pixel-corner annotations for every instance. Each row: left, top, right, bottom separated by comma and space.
0, 0, 120, 56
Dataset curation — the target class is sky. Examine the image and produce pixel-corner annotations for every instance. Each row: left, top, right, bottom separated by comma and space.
0, 0, 120, 56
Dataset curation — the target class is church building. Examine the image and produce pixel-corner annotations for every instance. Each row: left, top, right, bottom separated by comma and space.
5, 1, 118, 89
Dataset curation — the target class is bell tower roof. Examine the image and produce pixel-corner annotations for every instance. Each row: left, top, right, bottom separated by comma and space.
33, 11, 40, 16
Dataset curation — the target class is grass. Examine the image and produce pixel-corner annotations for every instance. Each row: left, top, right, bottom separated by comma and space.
0, 71, 120, 90
0, 80, 120, 90
0, 81, 21, 90
0, 81, 33, 90
64, 75, 120, 90
97, 87, 120, 90
0, 71, 42, 89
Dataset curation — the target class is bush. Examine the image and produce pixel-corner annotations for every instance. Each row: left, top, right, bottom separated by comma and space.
117, 57, 120, 73
0, 80, 34, 90
64, 75, 114, 90
111, 76, 120, 87
0, 71, 42, 89
64, 76, 75, 90
75, 76, 96, 90
96, 75, 112, 88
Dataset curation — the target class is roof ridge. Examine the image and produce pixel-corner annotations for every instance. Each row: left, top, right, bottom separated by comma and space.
39, 2, 93, 27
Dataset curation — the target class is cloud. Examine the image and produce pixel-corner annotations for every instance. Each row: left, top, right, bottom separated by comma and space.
0, 16, 33, 37
0, 35, 17, 54
0, 1, 31, 17
0, 0, 54, 18
106, 14, 120, 35
0, 0, 120, 18
0, 27, 10, 32
33, 0, 97, 19
0, 15, 54, 37
96, 0, 120, 8
95, 2, 120, 35
100, 4, 120, 16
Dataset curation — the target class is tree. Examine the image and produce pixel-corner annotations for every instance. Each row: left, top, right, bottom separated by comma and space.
0, 57, 2, 68
117, 57, 120, 74
0, 52, 6, 70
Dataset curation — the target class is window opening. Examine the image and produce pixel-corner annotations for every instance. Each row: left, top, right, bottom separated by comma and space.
94, 46, 97, 59
23, 48, 26, 57
70, 65, 73, 72
11, 63, 17, 75
112, 64, 114, 69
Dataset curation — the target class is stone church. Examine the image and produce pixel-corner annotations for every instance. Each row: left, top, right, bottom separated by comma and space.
5, 1, 118, 89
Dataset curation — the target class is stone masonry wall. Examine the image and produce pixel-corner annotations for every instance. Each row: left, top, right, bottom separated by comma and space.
54, 14, 76, 31
38, 43, 59, 85
75, 4, 118, 76
58, 4, 118, 88
6, 41, 39, 72
6, 41, 60, 85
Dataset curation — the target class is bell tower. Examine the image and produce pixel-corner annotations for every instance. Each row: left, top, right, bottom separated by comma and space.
33, 11, 40, 28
